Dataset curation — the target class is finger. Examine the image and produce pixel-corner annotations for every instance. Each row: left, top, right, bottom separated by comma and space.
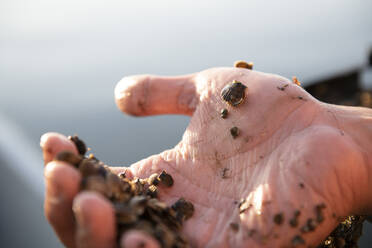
120, 230, 160, 248
44, 161, 81, 248
115, 74, 198, 116
40, 132, 78, 165
73, 192, 116, 248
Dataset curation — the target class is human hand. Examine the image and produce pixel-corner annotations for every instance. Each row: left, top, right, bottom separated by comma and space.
41, 66, 372, 247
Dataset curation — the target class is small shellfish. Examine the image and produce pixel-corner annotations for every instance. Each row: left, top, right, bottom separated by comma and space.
220, 108, 228, 119
234, 60, 253, 70
221, 80, 247, 106
292, 76, 301, 86
230, 126, 239, 139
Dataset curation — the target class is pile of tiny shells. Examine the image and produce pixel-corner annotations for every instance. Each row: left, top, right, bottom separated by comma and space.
56, 136, 194, 248
317, 216, 365, 248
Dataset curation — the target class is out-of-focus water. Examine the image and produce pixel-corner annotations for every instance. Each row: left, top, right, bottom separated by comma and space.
0, 0, 371, 247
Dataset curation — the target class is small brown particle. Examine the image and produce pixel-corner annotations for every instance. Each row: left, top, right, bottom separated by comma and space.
292, 76, 302, 86
273, 213, 284, 225
81, 176, 108, 195
307, 218, 317, 231
248, 229, 256, 237
301, 218, 317, 233
230, 127, 239, 139
221, 81, 247, 106
291, 235, 305, 246
315, 203, 326, 223
118, 171, 126, 179
148, 173, 160, 186
220, 108, 228, 119
294, 210, 301, 217
79, 159, 101, 177
277, 84, 289, 91
230, 222, 239, 232
234, 60, 253, 70
171, 198, 195, 222
68, 135, 87, 156
289, 218, 298, 228
221, 168, 229, 179
289, 210, 301, 228
146, 185, 158, 198
299, 183, 305, 189
158, 171, 174, 187
55, 151, 82, 168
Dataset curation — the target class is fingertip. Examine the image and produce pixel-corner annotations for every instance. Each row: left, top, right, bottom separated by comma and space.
73, 192, 116, 248
120, 230, 160, 248
115, 75, 148, 116
44, 161, 81, 216
40, 132, 78, 165
44, 161, 81, 192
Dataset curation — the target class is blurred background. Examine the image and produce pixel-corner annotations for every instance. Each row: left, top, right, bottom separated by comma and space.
0, 0, 371, 247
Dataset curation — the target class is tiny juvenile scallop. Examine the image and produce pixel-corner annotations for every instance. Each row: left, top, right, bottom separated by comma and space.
221, 80, 247, 106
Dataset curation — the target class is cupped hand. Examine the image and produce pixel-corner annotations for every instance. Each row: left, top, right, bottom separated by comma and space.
41, 67, 372, 248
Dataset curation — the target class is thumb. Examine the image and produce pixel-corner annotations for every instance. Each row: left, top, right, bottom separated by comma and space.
115, 74, 198, 117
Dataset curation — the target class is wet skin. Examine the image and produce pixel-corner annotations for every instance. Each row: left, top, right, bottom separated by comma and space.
41, 67, 372, 248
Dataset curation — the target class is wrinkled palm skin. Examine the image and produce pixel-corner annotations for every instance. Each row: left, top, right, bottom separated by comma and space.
42, 67, 372, 248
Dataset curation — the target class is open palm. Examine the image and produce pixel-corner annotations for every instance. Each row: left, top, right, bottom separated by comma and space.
41, 67, 371, 248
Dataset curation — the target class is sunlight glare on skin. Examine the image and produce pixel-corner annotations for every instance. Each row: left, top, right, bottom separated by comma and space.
251, 184, 268, 216
239, 184, 269, 220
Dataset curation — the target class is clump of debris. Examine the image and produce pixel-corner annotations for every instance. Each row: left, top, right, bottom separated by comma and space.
56, 136, 194, 248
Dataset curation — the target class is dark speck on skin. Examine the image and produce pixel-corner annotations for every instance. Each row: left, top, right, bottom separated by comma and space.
297, 96, 307, 101
277, 84, 289, 91
289, 218, 298, 228
221, 168, 230, 179
291, 235, 305, 246
301, 218, 317, 233
230, 127, 239, 139
299, 183, 305, 188
289, 210, 301, 228
315, 203, 326, 223
273, 213, 284, 225
221, 108, 228, 119
230, 222, 239, 232
248, 229, 256, 237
